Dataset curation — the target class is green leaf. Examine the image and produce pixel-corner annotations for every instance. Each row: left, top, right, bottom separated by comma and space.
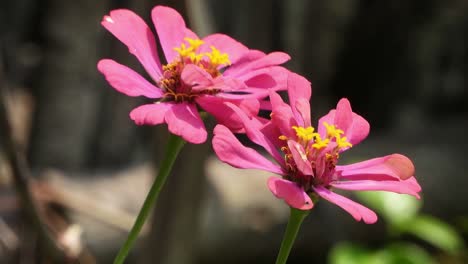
328, 242, 371, 264
374, 243, 436, 264
356, 191, 421, 224
329, 242, 436, 264
402, 215, 465, 254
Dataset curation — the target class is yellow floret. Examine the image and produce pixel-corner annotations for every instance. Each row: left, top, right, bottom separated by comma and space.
184, 37, 204, 50
206, 46, 231, 66
292, 126, 315, 143
312, 134, 330, 150
323, 122, 344, 139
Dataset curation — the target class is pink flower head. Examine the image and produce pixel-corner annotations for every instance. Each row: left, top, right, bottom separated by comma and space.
97, 6, 290, 144
212, 72, 421, 224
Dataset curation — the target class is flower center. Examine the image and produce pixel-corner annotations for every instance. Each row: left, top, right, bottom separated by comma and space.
279, 122, 352, 189
158, 37, 231, 102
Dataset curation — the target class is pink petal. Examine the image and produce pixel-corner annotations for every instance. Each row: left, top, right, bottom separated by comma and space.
98, 59, 163, 98
200, 34, 249, 64
270, 92, 297, 138
102, 9, 162, 80
267, 177, 313, 210
226, 50, 265, 67
180, 64, 214, 89
318, 98, 370, 147
196, 96, 259, 132
259, 99, 272, 110
287, 72, 312, 118
314, 186, 378, 224
212, 125, 284, 174
130, 103, 172, 125
294, 98, 312, 128
244, 74, 277, 90
224, 51, 290, 78
405, 177, 422, 193
330, 179, 421, 199
222, 102, 284, 164
165, 103, 207, 144
336, 154, 416, 181
152, 6, 196, 63
215, 77, 251, 98
286, 72, 312, 127
228, 67, 288, 99
287, 140, 313, 175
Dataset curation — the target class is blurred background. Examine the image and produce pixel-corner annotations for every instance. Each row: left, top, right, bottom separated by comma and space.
0, 0, 467, 263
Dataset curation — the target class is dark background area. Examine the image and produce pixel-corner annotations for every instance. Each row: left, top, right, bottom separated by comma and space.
0, 0, 467, 263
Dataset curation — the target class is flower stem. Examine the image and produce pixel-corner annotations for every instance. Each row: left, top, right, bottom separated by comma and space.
113, 134, 186, 264
274, 208, 310, 264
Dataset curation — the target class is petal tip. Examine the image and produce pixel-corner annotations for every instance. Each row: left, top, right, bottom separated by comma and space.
386, 154, 415, 180
103, 15, 114, 24
267, 177, 313, 210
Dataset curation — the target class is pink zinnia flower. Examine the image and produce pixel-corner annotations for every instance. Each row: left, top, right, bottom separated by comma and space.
212, 73, 421, 224
97, 6, 290, 144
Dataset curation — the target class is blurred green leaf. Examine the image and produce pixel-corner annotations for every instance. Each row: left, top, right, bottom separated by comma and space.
402, 215, 465, 254
328, 242, 371, 264
374, 243, 436, 264
356, 191, 421, 224
329, 242, 436, 264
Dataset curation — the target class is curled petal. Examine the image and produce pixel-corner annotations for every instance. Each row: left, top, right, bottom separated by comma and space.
286, 72, 312, 125
165, 103, 207, 144
98, 59, 163, 98
212, 125, 284, 174
196, 96, 259, 132
130, 103, 172, 125
336, 154, 416, 181
244, 73, 277, 90
318, 98, 370, 147
180, 64, 214, 89
152, 6, 196, 63
330, 179, 421, 199
287, 140, 313, 175
222, 102, 284, 164
224, 51, 290, 78
270, 91, 297, 138
267, 177, 313, 210
314, 186, 378, 224
102, 9, 162, 80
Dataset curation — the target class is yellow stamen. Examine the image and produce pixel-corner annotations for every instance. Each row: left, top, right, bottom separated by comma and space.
173, 43, 194, 57
336, 134, 352, 149
278, 135, 288, 141
174, 38, 205, 59
292, 126, 315, 143
206, 46, 231, 66
312, 134, 329, 150
323, 122, 344, 138
323, 122, 352, 149
184, 37, 204, 50
189, 52, 204, 63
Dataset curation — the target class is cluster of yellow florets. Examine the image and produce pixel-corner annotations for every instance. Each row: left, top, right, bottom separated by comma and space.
279, 123, 352, 152
173, 38, 231, 68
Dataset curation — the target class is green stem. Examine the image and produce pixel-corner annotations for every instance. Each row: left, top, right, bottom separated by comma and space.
275, 208, 310, 264
114, 134, 186, 264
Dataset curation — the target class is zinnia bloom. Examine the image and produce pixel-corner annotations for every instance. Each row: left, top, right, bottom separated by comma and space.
98, 6, 290, 144
212, 73, 421, 224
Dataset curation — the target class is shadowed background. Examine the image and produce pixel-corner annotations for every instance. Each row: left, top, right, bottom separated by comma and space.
0, 0, 467, 263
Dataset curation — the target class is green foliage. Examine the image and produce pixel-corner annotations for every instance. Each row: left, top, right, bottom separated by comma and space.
355, 191, 421, 225
356, 191, 464, 254
357, 192, 464, 254
329, 191, 466, 264
329, 242, 435, 264
402, 215, 465, 254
